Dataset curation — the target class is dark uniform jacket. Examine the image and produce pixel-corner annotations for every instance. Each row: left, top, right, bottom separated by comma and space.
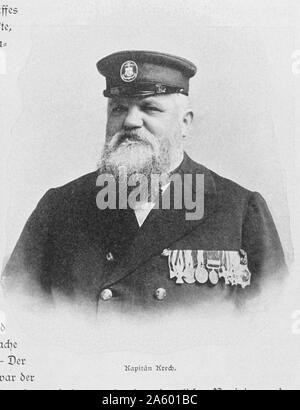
2, 154, 287, 313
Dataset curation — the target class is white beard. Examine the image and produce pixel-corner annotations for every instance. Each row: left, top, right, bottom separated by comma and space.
98, 129, 171, 179
104, 142, 155, 175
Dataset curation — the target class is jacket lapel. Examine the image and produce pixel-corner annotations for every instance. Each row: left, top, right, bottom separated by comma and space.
102, 153, 218, 288
80, 177, 139, 256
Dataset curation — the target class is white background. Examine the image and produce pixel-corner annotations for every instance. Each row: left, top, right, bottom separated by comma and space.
0, 0, 300, 390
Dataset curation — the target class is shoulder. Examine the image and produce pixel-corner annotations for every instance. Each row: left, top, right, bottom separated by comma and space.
184, 154, 254, 201
51, 171, 99, 197
211, 171, 268, 221
40, 171, 98, 202
183, 154, 274, 227
211, 169, 254, 200
33, 171, 99, 218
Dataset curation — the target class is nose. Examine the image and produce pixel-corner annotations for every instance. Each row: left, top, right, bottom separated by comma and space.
123, 105, 143, 130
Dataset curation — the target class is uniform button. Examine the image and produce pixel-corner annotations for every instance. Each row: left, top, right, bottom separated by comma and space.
155, 288, 167, 301
106, 252, 115, 262
100, 289, 113, 301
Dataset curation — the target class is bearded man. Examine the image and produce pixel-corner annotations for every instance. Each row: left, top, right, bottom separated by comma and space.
2, 51, 287, 312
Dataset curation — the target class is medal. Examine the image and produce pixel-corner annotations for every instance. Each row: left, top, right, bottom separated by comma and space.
182, 250, 196, 284
206, 252, 221, 285
239, 249, 248, 265
240, 268, 251, 289
173, 250, 186, 284
164, 248, 251, 289
168, 250, 177, 280
219, 251, 233, 285
209, 270, 219, 285
195, 251, 209, 284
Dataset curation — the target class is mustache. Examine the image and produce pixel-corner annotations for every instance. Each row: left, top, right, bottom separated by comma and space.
109, 130, 154, 150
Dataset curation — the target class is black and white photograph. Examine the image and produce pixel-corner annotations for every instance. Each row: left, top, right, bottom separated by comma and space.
0, 0, 299, 391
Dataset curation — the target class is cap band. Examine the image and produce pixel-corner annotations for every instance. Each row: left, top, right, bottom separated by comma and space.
104, 83, 187, 98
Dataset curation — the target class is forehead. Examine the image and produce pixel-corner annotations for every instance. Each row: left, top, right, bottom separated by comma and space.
108, 94, 176, 107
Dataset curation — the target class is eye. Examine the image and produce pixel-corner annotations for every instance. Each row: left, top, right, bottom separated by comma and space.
143, 105, 162, 113
111, 104, 127, 114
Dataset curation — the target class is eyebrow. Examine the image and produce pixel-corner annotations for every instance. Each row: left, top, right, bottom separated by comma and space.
141, 98, 159, 105
108, 96, 167, 109
140, 98, 165, 108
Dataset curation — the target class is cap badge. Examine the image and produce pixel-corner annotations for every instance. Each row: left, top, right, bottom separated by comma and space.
120, 60, 138, 82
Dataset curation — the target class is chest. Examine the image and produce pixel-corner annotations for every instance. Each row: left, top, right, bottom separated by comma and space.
48, 214, 248, 310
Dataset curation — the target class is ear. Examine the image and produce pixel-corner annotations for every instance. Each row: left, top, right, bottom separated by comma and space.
182, 110, 194, 139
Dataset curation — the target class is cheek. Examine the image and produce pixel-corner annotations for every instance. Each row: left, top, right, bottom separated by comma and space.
106, 115, 124, 136
143, 116, 170, 138
169, 114, 184, 142
145, 115, 182, 143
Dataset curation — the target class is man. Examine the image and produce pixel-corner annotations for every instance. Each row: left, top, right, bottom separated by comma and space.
2, 50, 287, 312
